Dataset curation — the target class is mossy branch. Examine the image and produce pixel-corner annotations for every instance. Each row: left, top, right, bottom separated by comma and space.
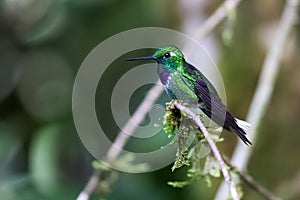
167, 101, 281, 200
170, 101, 240, 200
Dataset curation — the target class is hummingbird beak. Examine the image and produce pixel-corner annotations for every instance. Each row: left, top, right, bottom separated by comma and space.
126, 56, 156, 62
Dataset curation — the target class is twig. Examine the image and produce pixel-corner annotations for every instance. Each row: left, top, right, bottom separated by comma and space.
214, 0, 300, 199
172, 102, 239, 200
184, 0, 242, 54
239, 170, 281, 200
223, 156, 282, 200
76, 0, 245, 199
77, 170, 103, 200
105, 81, 162, 161
77, 82, 162, 200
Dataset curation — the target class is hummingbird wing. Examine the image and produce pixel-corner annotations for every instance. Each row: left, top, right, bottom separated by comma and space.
182, 62, 252, 145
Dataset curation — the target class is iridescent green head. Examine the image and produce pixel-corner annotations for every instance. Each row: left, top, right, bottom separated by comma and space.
126, 45, 184, 70
153, 45, 184, 68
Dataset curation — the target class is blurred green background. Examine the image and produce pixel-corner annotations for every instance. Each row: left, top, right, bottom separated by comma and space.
0, 0, 299, 199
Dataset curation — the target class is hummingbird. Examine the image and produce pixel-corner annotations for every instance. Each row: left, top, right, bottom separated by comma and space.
126, 45, 251, 145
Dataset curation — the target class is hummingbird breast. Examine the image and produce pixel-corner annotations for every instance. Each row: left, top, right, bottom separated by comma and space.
158, 69, 199, 110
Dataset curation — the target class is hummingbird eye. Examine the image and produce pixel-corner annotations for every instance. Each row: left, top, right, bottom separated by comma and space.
163, 52, 171, 58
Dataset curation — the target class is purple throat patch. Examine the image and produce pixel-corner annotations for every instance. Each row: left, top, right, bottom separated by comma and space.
159, 72, 169, 85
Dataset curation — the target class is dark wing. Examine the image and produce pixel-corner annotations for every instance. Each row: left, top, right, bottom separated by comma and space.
182, 62, 252, 145
182, 61, 219, 97
182, 62, 228, 123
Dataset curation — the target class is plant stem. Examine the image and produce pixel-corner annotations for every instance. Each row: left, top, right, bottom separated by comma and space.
172, 102, 240, 200
214, 0, 300, 199
222, 156, 282, 200
184, 0, 242, 54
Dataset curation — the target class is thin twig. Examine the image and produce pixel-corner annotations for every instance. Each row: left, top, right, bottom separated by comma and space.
184, 0, 242, 55
214, 0, 300, 199
222, 156, 282, 200
76, 0, 245, 199
239, 171, 281, 200
172, 102, 239, 200
106, 81, 162, 161
77, 170, 102, 200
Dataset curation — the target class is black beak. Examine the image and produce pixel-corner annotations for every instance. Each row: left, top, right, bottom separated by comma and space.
126, 56, 156, 61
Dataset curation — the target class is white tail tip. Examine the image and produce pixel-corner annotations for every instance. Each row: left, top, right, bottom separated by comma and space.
235, 118, 251, 132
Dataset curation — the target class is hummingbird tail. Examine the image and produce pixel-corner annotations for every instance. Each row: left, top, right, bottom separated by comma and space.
233, 118, 252, 145
235, 118, 251, 132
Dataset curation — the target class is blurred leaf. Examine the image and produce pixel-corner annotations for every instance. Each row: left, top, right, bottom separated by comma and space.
92, 160, 111, 171
29, 123, 87, 199
113, 153, 150, 173
29, 124, 64, 196
167, 181, 190, 188
222, 9, 237, 47
17, 50, 72, 122
22, 3, 67, 45
203, 156, 220, 178
0, 174, 42, 200
0, 40, 20, 103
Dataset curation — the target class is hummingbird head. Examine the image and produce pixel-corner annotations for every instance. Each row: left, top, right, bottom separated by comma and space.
126, 45, 184, 70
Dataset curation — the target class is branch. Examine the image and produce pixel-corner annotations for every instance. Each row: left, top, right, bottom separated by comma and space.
222, 156, 282, 200
169, 101, 281, 200
77, 170, 103, 200
184, 0, 242, 54
106, 82, 163, 161
77, 0, 245, 199
214, 0, 300, 199
172, 102, 239, 200
238, 170, 281, 200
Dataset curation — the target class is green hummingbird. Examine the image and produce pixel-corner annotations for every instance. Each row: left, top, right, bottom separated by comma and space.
126, 45, 251, 145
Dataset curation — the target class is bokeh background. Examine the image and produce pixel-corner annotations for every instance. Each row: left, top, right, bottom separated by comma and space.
0, 0, 299, 199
